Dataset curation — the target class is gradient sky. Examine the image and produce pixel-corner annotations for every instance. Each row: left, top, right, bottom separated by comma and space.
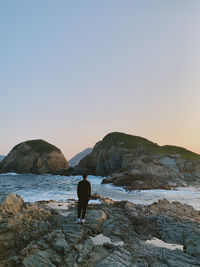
1, 0, 200, 160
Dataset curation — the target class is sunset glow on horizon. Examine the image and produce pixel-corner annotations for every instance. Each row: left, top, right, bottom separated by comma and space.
1, 0, 200, 160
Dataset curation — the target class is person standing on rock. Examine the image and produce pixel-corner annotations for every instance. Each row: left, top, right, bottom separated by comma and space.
76, 174, 91, 223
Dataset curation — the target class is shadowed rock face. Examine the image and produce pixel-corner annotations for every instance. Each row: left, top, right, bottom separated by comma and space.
1, 193, 200, 266
75, 132, 200, 189
0, 140, 69, 174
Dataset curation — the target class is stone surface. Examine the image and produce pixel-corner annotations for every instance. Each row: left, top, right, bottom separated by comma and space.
0, 193, 24, 214
0, 193, 200, 266
75, 132, 200, 189
0, 139, 68, 174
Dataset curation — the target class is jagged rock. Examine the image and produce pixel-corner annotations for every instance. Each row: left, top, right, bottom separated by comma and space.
86, 209, 107, 230
75, 132, 200, 189
1, 193, 200, 266
0, 139, 68, 174
23, 250, 56, 267
95, 247, 132, 267
0, 193, 24, 214
51, 230, 70, 253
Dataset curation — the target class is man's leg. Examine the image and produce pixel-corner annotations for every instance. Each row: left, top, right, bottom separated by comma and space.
81, 198, 89, 219
77, 198, 82, 219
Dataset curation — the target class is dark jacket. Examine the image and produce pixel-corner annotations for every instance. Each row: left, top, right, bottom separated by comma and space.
77, 180, 91, 199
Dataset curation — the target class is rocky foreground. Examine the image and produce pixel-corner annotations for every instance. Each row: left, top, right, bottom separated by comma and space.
1, 194, 200, 266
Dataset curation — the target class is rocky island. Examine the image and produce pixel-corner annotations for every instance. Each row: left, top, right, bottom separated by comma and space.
0, 140, 68, 174
75, 132, 200, 190
0, 193, 200, 266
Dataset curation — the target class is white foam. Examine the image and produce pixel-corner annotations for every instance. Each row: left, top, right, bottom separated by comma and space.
1, 172, 19, 176
1, 174, 200, 210
89, 199, 101, 204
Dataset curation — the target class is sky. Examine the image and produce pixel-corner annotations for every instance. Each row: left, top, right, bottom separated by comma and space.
1, 0, 200, 160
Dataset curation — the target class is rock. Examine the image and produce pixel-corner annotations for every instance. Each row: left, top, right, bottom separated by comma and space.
23, 250, 56, 267
0, 194, 52, 262
0, 139, 68, 174
86, 209, 107, 230
95, 247, 132, 267
184, 234, 200, 258
0, 193, 24, 214
75, 132, 200, 189
1, 193, 200, 266
102, 171, 172, 190
103, 242, 115, 249
91, 193, 115, 204
51, 230, 70, 253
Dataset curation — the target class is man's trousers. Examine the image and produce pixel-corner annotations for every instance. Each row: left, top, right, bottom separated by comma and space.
78, 197, 89, 219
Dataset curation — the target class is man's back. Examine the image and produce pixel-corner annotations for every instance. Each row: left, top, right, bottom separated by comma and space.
77, 180, 91, 198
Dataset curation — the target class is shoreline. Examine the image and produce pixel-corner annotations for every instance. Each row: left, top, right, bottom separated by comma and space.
1, 172, 200, 210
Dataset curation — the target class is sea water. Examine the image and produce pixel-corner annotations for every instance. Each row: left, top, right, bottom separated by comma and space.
1, 173, 200, 210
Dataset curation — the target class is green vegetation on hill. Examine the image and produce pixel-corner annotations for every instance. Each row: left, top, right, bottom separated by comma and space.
100, 132, 200, 160
154, 145, 200, 160
102, 132, 155, 149
13, 140, 60, 153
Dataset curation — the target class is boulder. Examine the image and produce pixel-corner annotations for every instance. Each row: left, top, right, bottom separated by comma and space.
0, 193, 24, 214
0, 139, 69, 174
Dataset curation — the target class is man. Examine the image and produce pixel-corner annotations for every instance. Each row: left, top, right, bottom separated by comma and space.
76, 174, 91, 223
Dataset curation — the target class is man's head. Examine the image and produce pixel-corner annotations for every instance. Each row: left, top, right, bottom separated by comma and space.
82, 174, 88, 180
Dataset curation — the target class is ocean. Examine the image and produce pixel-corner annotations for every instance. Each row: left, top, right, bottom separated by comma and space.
1, 173, 200, 210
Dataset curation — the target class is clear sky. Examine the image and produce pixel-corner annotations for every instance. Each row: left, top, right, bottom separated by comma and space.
1, 0, 200, 160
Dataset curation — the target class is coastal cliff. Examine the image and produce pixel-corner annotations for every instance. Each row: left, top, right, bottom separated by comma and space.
0, 193, 200, 266
75, 132, 200, 189
0, 140, 69, 174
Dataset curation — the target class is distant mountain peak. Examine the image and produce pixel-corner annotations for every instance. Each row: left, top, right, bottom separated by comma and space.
68, 148, 92, 167
0, 155, 5, 162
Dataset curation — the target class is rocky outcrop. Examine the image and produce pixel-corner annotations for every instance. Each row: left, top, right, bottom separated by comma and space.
75, 132, 200, 189
1, 193, 200, 266
0, 139, 69, 174
68, 148, 93, 167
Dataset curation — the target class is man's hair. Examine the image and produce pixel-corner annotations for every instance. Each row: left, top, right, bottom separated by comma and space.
82, 174, 88, 180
